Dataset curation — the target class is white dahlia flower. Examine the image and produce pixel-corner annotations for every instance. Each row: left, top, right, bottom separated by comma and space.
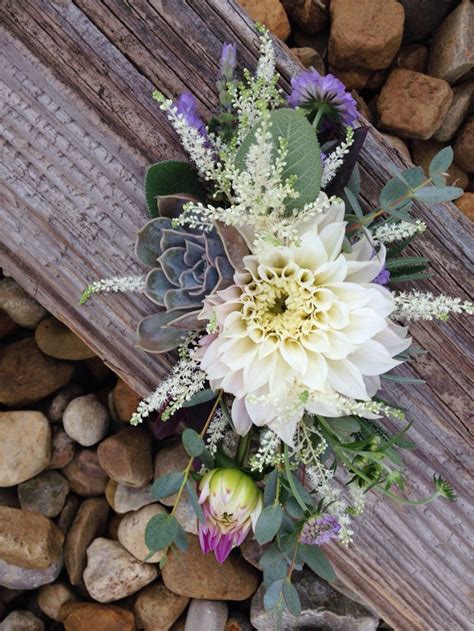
199, 199, 411, 444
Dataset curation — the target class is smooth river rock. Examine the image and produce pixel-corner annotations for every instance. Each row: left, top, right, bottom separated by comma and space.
18, 470, 69, 518
63, 449, 108, 497
60, 602, 136, 631
97, 426, 153, 487
117, 503, 167, 563
0, 277, 46, 328
134, 581, 190, 631
35, 316, 96, 360
63, 394, 109, 447
0, 610, 45, 630
38, 581, 77, 621
185, 600, 228, 631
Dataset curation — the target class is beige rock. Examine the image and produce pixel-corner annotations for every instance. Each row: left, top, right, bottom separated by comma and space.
83, 538, 157, 603
382, 134, 412, 162
63, 394, 109, 447
0, 506, 64, 570
38, 581, 76, 621
1, 610, 45, 630
154, 440, 189, 506
328, 0, 404, 71
238, 0, 291, 41
0, 411, 51, 487
454, 117, 474, 173
434, 82, 474, 142
106, 480, 155, 514
60, 602, 136, 631
35, 317, 96, 360
412, 140, 469, 189
135, 582, 189, 631
117, 503, 167, 563
395, 44, 428, 73
64, 497, 109, 585
18, 470, 69, 518
282, 0, 328, 34
377, 69, 453, 140
63, 449, 108, 497
290, 47, 325, 74
331, 67, 370, 91
98, 427, 153, 487
0, 338, 74, 406
113, 378, 142, 422
0, 309, 16, 339
47, 429, 76, 469
0, 555, 63, 590
185, 600, 228, 631
162, 536, 260, 601
428, 1, 474, 84
455, 192, 474, 221
0, 278, 46, 328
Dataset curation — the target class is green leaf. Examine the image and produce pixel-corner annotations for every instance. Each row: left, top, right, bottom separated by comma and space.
263, 579, 285, 611
186, 480, 206, 523
199, 448, 215, 470
414, 186, 463, 204
263, 470, 278, 507
285, 496, 305, 519
379, 178, 410, 210
328, 416, 361, 433
182, 428, 205, 457
174, 524, 189, 551
429, 147, 453, 177
385, 256, 429, 271
381, 373, 425, 384
400, 166, 425, 188
145, 160, 204, 218
151, 472, 184, 501
300, 544, 336, 582
255, 505, 284, 545
263, 558, 288, 587
235, 109, 321, 212
182, 388, 216, 408
389, 270, 432, 283
260, 545, 286, 569
344, 187, 363, 219
283, 580, 302, 616
145, 514, 179, 552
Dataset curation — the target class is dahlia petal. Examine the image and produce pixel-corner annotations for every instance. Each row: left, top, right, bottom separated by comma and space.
349, 340, 402, 376
214, 533, 234, 563
319, 222, 347, 261
231, 397, 253, 436
316, 256, 347, 284
326, 358, 369, 400
279, 340, 308, 374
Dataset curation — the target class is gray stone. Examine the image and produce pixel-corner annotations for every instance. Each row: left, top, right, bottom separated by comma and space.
428, 1, 474, 85
185, 600, 228, 631
434, 82, 474, 142
0, 278, 47, 328
0, 554, 63, 590
47, 383, 84, 423
18, 470, 69, 518
106, 481, 154, 514
397, 0, 457, 44
0, 610, 45, 631
250, 569, 380, 631
83, 538, 157, 603
63, 394, 109, 447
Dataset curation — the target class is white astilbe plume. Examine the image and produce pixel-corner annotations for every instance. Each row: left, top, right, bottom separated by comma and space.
372, 220, 427, 244
255, 26, 276, 83
80, 275, 144, 304
249, 429, 282, 472
394, 291, 473, 321
206, 408, 228, 455
321, 127, 354, 187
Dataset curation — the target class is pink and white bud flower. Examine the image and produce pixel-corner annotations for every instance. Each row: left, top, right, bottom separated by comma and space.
198, 468, 263, 563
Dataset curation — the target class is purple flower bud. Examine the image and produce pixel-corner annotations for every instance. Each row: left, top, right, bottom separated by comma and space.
174, 92, 207, 137
219, 43, 237, 82
300, 513, 341, 546
373, 267, 391, 286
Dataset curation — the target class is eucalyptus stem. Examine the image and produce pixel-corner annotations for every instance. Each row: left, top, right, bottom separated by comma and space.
235, 429, 252, 467
283, 444, 308, 514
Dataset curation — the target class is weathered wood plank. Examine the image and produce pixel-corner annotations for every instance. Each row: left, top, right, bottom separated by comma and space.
0, 1, 472, 628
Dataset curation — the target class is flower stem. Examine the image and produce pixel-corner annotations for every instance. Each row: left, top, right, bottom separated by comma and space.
236, 430, 252, 467
312, 105, 325, 130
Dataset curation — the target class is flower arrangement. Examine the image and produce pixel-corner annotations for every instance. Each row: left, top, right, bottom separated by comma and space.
82, 27, 472, 624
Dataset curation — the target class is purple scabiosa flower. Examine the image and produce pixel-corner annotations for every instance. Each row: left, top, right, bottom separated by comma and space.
174, 92, 207, 137
300, 514, 341, 546
197, 468, 263, 563
219, 43, 237, 82
288, 69, 358, 128
373, 266, 391, 286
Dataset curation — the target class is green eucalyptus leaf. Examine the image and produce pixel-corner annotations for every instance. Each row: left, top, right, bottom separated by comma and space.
199, 448, 215, 469
151, 472, 184, 501
283, 580, 302, 616
300, 544, 336, 582
255, 505, 284, 545
400, 166, 425, 188
174, 524, 189, 551
182, 428, 205, 457
182, 388, 217, 408
264, 470, 278, 507
379, 178, 410, 210
235, 109, 321, 212
145, 513, 179, 552
414, 186, 463, 204
263, 558, 288, 587
186, 480, 205, 523
344, 187, 364, 219
429, 146, 453, 176
263, 579, 285, 611
285, 496, 305, 520
260, 545, 286, 569
145, 160, 204, 218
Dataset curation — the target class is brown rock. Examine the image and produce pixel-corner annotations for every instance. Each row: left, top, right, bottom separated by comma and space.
238, 0, 291, 41
0, 277, 47, 328
60, 602, 135, 631
365, 70, 389, 93
282, 0, 328, 34
63, 449, 108, 497
352, 91, 372, 123
107, 512, 123, 540
0, 309, 16, 339
35, 317, 96, 360
382, 134, 412, 162
0, 337, 74, 406
395, 44, 428, 73
454, 117, 474, 173
412, 140, 469, 189
106, 480, 155, 514
47, 383, 84, 423
113, 378, 142, 423
38, 581, 76, 621
1, 610, 45, 630
162, 536, 260, 601
0, 506, 64, 570
98, 427, 153, 487
292, 28, 329, 58
154, 440, 189, 506
428, 1, 474, 85
455, 192, 474, 221
18, 470, 69, 518
377, 69, 453, 140
290, 47, 325, 74
47, 429, 76, 469
56, 494, 81, 536
64, 497, 109, 585
0, 411, 51, 487
331, 67, 370, 91
434, 82, 474, 143
134, 582, 189, 631
328, 0, 404, 71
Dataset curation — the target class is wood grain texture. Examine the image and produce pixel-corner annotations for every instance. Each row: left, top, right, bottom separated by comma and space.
0, 1, 472, 628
